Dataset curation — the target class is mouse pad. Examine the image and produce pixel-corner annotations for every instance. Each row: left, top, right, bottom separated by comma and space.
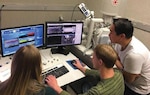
66, 60, 85, 69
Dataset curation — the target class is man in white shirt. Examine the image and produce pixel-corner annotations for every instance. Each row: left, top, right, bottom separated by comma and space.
109, 18, 150, 95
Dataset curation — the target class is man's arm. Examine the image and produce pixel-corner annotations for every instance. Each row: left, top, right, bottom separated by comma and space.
45, 60, 88, 95
122, 69, 140, 83
115, 60, 140, 83
115, 56, 141, 83
122, 53, 143, 83
115, 59, 123, 70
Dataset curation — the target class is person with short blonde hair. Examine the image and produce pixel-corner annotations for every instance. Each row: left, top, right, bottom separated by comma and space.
45, 44, 125, 95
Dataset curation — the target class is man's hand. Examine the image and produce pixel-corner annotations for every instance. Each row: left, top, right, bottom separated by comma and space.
73, 59, 86, 73
115, 59, 123, 70
45, 75, 63, 94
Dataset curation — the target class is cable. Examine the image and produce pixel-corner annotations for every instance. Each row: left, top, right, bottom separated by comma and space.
0, 5, 5, 29
70, 3, 79, 21
0, 5, 5, 55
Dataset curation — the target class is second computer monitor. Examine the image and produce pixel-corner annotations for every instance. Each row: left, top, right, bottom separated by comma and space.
45, 21, 83, 55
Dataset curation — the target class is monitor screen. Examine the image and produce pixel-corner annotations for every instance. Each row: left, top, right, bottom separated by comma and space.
0, 24, 44, 57
45, 21, 83, 55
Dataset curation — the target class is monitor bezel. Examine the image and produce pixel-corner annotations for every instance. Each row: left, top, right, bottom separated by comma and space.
45, 21, 83, 48
0, 24, 44, 57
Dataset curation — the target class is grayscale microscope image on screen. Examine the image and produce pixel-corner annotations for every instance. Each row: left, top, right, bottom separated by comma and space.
45, 22, 83, 55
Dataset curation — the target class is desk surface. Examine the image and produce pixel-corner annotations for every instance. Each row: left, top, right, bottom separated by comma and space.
0, 48, 86, 87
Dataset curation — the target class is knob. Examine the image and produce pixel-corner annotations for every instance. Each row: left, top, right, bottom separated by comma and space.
43, 62, 47, 65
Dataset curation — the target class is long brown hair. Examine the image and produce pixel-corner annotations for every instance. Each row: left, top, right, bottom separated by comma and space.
0, 45, 44, 95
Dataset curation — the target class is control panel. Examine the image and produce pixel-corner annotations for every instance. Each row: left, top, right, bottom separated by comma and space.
39, 49, 64, 73
42, 56, 63, 73
0, 47, 66, 81
0, 56, 12, 82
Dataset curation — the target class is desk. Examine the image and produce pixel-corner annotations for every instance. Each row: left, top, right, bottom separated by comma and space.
0, 48, 86, 87
0, 56, 11, 82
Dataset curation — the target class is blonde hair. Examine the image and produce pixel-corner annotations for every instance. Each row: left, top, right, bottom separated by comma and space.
0, 45, 44, 95
94, 44, 118, 68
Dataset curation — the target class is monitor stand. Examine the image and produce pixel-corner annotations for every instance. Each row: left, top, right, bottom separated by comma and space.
51, 46, 70, 55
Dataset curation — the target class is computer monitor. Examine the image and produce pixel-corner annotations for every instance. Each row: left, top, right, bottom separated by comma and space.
0, 24, 44, 57
45, 21, 83, 55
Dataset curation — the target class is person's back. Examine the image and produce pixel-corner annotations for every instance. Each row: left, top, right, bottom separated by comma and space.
45, 44, 125, 95
0, 45, 57, 95
80, 69, 124, 95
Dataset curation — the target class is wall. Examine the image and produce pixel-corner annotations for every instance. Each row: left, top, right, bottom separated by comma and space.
119, 0, 150, 49
86, 0, 102, 18
0, 0, 86, 28
86, 0, 150, 49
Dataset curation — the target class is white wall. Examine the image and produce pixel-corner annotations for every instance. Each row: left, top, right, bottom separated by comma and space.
120, 0, 150, 49
0, 0, 86, 28
86, 0, 150, 49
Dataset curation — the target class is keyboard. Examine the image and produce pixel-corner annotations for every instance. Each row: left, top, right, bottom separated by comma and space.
42, 64, 69, 78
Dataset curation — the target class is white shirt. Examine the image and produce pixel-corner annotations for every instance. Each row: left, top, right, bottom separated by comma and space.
115, 36, 150, 94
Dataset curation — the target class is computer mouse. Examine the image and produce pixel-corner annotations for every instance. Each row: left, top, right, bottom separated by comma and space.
71, 60, 76, 64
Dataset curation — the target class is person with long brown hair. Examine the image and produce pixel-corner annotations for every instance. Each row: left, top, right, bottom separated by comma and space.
0, 45, 56, 95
